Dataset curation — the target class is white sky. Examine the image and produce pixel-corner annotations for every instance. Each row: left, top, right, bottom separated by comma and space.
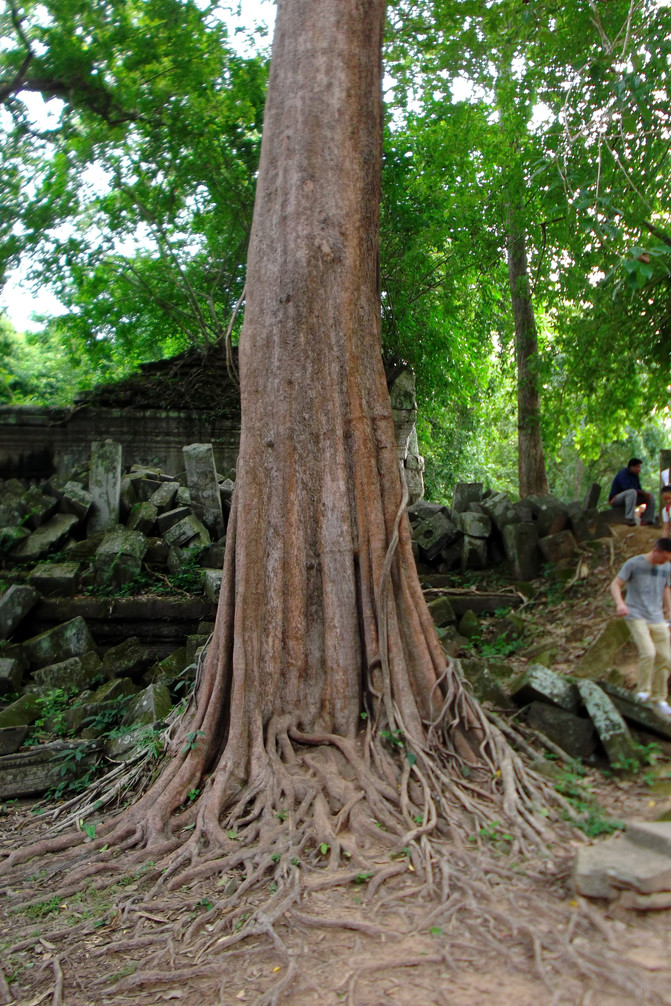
2, 1, 277, 332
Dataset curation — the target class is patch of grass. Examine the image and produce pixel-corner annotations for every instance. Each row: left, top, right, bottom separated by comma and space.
109, 962, 138, 983
555, 762, 624, 837
19, 896, 62, 919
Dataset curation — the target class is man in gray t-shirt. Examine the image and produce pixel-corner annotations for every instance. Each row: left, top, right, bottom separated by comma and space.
610, 538, 671, 715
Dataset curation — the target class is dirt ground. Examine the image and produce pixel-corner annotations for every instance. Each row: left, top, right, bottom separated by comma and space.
3, 523, 671, 1005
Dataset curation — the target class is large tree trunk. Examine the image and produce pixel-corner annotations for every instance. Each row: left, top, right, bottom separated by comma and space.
129, 0, 452, 844
222, 0, 443, 730
507, 214, 549, 498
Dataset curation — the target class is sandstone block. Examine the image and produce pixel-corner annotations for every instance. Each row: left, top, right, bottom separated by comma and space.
573, 620, 634, 679
127, 501, 158, 535
460, 535, 488, 571
121, 683, 172, 726
157, 506, 192, 534
0, 584, 40, 638
163, 514, 210, 548
149, 481, 179, 513
526, 701, 597, 759
502, 522, 539, 580
0, 740, 101, 799
0, 657, 24, 694
22, 616, 97, 669
33, 652, 102, 691
539, 530, 579, 564
60, 481, 93, 520
101, 637, 153, 680
0, 725, 28, 755
451, 482, 483, 515
456, 511, 491, 538
0, 693, 41, 728
183, 443, 225, 537
94, 527, 148, 587
89, 678, 140, 703
413, 511, 461, 561
426, 595, 456, 627
10, 514, 79, 562
203, 568, 222, 602
22, 486, 58, 529
510, 664, 580, 712
88, 439, 122, 533
577, 680, 638, 769
574, 822, 671, 899
29, 562, 82, 597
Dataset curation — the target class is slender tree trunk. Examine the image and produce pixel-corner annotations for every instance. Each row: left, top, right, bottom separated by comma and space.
507, 210, 549, 498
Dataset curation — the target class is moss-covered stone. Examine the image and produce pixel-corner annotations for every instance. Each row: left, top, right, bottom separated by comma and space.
101, 637, 153, 680
574, 620, 634, 679
0, 693, 41, 728
144, 646, 188, 687
510, 664, 580, 712
426, 595, 456, 627
22, 617, 97, 669
89, 677, 140, 703
33, 652, 102, 691
121, 683, 172, 726
458, 609, 480, 639
577, 680, 638, 769
526, 701, 597, 759
0, 584, 40, 639
29, 562, 82, 597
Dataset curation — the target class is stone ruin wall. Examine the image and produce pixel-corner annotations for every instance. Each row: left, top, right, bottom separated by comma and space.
0, 351, 425, 501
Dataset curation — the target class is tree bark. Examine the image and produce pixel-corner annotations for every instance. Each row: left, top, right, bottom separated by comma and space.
506, 213, 549, 498
184, 0, 446, 797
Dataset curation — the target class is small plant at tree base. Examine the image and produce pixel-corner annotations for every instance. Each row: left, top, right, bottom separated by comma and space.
182, 730, 205, 753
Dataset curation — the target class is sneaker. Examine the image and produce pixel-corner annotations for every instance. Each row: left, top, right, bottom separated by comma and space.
634, 691, 651, 702
624, 518, 636, 526
656, 700, 671, 717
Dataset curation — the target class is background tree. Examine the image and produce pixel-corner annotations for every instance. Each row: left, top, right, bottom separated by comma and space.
0, 0, 266, 368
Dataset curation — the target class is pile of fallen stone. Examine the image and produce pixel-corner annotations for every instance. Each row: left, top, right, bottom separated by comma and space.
504, 663, 671, 767
408, 481, 610, 579
0, 439, 231, 795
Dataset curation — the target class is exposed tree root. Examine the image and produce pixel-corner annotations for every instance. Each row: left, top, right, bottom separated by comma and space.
3, 694, 663, 1004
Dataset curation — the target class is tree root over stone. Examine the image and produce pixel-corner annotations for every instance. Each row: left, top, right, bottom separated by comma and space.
1, 700, 666, 1004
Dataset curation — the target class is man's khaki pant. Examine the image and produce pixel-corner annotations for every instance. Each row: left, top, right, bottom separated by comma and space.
627, 619, 671, 700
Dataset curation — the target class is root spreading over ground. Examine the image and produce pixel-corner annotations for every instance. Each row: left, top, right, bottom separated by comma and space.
2, 669, 670, 1005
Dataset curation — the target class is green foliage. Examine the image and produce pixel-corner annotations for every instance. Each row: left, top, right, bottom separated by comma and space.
47, 744, 99, 800
468, 820, 514, 846
85, 547, 206, 599
2, 0, 670, 491
1, 0, 267, 379
30, 687, 77, 741
182, 729, 205, 753
555, 762, 624, 838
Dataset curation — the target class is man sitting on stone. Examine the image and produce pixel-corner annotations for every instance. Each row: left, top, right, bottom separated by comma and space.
610, 537, 671, 716
609, 457, 656, 526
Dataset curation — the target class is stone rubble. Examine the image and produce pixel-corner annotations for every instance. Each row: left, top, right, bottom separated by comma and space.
0, 454, 667, 808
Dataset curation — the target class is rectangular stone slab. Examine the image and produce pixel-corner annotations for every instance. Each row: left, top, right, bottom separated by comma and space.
574, 833, 671, 898
600, 682, 671, 741
511, 664, 581, 712
0, 740, 102, 799
0, 584, 40, 638
577, 680, 638, 768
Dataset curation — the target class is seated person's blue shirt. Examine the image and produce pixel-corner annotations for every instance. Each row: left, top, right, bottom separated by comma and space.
610, 467, 642, 501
